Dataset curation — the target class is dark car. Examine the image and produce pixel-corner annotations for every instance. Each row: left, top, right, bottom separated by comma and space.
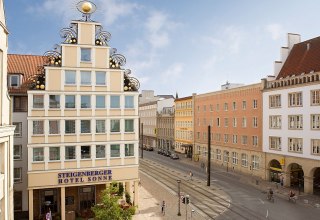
164, 150, 171, 157
146, 146, 154, 151
170, 153, 179, 160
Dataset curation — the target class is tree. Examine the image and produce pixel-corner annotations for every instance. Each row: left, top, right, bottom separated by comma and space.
92, 184, 135, 220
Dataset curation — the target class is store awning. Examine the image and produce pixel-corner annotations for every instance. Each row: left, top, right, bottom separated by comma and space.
270, 167, 282, 172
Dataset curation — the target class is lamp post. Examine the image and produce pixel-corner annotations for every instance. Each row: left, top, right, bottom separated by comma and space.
226, 151, 229, 172
185, 194, 189, 220
177, 180, 181, 216
191, 209, 195, 220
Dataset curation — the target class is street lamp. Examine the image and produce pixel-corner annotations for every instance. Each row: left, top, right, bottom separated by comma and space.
177, 180, 181, 216
185, 195, 189, 220
191, 209, 195, 220
226, 151, 229, 172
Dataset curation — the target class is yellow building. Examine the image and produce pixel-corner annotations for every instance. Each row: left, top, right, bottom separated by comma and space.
174, 96, 193, 156
27, 2, 140, 219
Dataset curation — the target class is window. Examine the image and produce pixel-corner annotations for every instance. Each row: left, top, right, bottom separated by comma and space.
311, 114, 320, 129
49, 95, 60, 108
125, 119, 134, 132
224, 118, 228, 127
232, 102, 236, 110
81, 120, 91, 133
288, 92, 302, 107
216, 104, 220, 111
13, 122, 22, 137
9, 75, 20, 87
125, 96, 134, 108
232, 118, 237, 127
216, 149, 221, 160
232, 152, 238, 165
269, 115, 281, 129
311, 139, 320, 155
232, 135, 237, 144
209, 104, 213, 112
253, 100, 258, 109
96, 120, 106, 133
311, 90, 320, 106
241, 135, 248, 145
217, 118, 220, 127
65, 95, 76, 108
14, 167, 22, 183
81, 95, 91, 108
110, 95, 120, 108
203, 105, 206, 112
33, 121, 44, 135
288, 138, 303, 153
223, 151, 229, 163
110, 119, 120, 132
269, 95, 281, 108
196, 132, 200, 140
224, 103, 228, 111
81, 48, 91, 61
224, 134, 229, 143
96, 71, 106, 85
81, 71, 91, 85
49, 147, 60, 161
269, 137, 281, 150
96, 95, 105, 108
33, 95, 44, 108
253, 117, 258, 128
242, 101, 246, 110
65, 120, 76, 134
65, 146, 76, 160
81, 146, 91, 159
252, 155, 259, 169
49, 120, 60, 134
33, 148, 44, 161
252, 136, 258, 146
242, 117, 247, 128
14, 145, 22, 160
96, 145, 106, 158
215, 133, 221, 142
65, 70, 76, 84
241, 154, 248, 167
111, 144, 120, 157
13, 96, 27, 112
288, 115, 303, 129
125, 144, 134, 156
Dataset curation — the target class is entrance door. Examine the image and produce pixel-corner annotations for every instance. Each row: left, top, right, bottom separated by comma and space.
78, 186, 95, 218
39, 189, 59, 215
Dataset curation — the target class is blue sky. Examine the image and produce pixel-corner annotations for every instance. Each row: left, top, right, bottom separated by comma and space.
4, 0, 320, 97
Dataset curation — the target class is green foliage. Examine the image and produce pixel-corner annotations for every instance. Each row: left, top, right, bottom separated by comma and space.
125, 191, 131, 205
92, 183, 135, 220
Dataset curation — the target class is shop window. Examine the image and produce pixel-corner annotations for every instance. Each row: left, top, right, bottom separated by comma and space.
33, 148, 44, 161
65, 95, 76, 108
13, 96, 27, 112
65, 146, 76, 160
81, 145, 91, 159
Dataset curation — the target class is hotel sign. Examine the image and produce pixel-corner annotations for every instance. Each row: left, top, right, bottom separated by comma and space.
58, 169, 112, 184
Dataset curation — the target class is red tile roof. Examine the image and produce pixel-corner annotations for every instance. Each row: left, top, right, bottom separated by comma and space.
277, 36, 320, 79
8, 54, 44, 94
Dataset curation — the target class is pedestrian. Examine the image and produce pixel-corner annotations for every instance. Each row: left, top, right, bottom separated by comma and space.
189, 171, 193, 180
46, 208, 52, 220
280, 175, 284, 187
161, 200, 166, 215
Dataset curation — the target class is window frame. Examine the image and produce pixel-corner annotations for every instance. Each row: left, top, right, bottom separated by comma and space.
13, 122, 22, 137
125, 144, 134, 157
96, 71, 106, 85
96, 145, 106, 158
33, 95, 44, 109
65, 146, 76, 160
81, 48, 91, 62
49, 95, 60, 108
14, 145, 22, 160
65, 70, 76, 85
14, 167, 22, 183
33, 147, 44, 162
110, 144, 120, 157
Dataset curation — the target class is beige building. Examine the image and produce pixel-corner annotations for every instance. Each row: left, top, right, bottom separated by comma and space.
0, 0, 15, 219
26, 2, 140, 219
174, 96, 193, 155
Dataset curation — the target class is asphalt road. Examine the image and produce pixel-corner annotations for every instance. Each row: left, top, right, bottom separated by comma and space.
141, 150, 320, 220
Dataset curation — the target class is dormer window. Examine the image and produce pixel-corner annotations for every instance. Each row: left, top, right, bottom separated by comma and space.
9, 75, 20, 87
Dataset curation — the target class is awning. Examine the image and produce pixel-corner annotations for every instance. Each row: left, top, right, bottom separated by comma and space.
270, 167, 282, 172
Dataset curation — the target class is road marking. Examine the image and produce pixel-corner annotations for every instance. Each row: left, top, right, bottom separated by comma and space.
259, 198, 265, 204
266, 209, 269, 218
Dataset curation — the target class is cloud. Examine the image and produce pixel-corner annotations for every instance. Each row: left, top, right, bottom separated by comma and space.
265, 24, 283, 40
161, 63, 183, 82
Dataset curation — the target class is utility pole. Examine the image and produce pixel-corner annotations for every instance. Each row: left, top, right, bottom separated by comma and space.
177, 180, 181, 216
207, 125, 211, 186
185, 195, 189, 220
141, 123, 144, 158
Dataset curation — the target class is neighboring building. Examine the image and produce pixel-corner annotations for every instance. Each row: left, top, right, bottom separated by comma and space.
157, 98, 175, 152
0, 0, 15, 219
26, 2, 140, 219
194, 83, 265, 179
174, 96, 193, 155
263, 33, 320, 194
8, 54, 43, 218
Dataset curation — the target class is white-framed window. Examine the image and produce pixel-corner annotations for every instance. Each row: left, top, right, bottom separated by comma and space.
33, 95, 44, 108
13, 122, 22, 137
253, 117, 258, 128
110, 95, 120, 108
65, 120, 76, 134
110, 119, 120, 132
253, 99, 258, 109
269, 94, 281, 108
81, 120, 91, 133
209, 104, 213, 112
242, 100, 246, 110
311, 114, 320, 130
232, 118, 237, 127
224, 134, 229, 143
311, 139, 320, 155
96, 120, 106, 133
81, 48, 91, 62
232, 135, 237, 144
288, 115, 303, 129
252, 155, 259, 169
216, 104, 220, 111
65, 95, 76, 108
269, 115, 282, 129
125, 144, 134, 156
33, 121, 44, 135
65, 70, 76, 85
224, 118, 228, 127
96, 71, 106, 85
33, 148, 44, 161
125, 96, 134, 108
232, 152, 238, 165
223, 151, 229, 163
81, 145, 91, 159
269, 136, 281, 150
252, 136, 258, 147
96, 95, 105, 108
224, 103, 228, 111
49, 147, 60, 161
80, 71, 91, 85
49, 120, 60, 134
242, 117, 247, 128
216, 149, 221, 160
65, 146, 76, 160
14, 145, 22, 160
241, 135, 248, 145
81, 95, 91, 108
232, 102, 236, 110
288, 92, 302, 107
311, 90, 320, 106
9, 75, 20, 87
49, 95, 60, 108
110, 144, 120, 157
96, 145, 106, 158
215, 133, 221, 142
288, 138, 303, 153
241, 153, 248, 167
14, 167, 22, 183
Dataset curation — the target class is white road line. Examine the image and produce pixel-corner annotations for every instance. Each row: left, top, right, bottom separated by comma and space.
266, 209, 269, 218
259, 198, 265, 204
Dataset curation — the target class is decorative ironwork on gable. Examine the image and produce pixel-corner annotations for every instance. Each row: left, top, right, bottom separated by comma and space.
28, 66, 46, 90
43, 45, 62, 67
109, 48, 126, 69
60, 23, 78, 44
123, 69, 140, 92
95, 25, 111, 46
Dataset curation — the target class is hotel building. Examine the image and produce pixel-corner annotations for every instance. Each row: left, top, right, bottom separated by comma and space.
26, 2, 140, 219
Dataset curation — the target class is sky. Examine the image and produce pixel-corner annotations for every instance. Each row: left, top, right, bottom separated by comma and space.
4, 0, 320, 97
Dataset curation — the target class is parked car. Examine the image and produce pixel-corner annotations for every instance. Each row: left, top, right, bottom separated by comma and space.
146, 146, 154, 151
164, 150, 171, 157
170, 153, 179, 160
